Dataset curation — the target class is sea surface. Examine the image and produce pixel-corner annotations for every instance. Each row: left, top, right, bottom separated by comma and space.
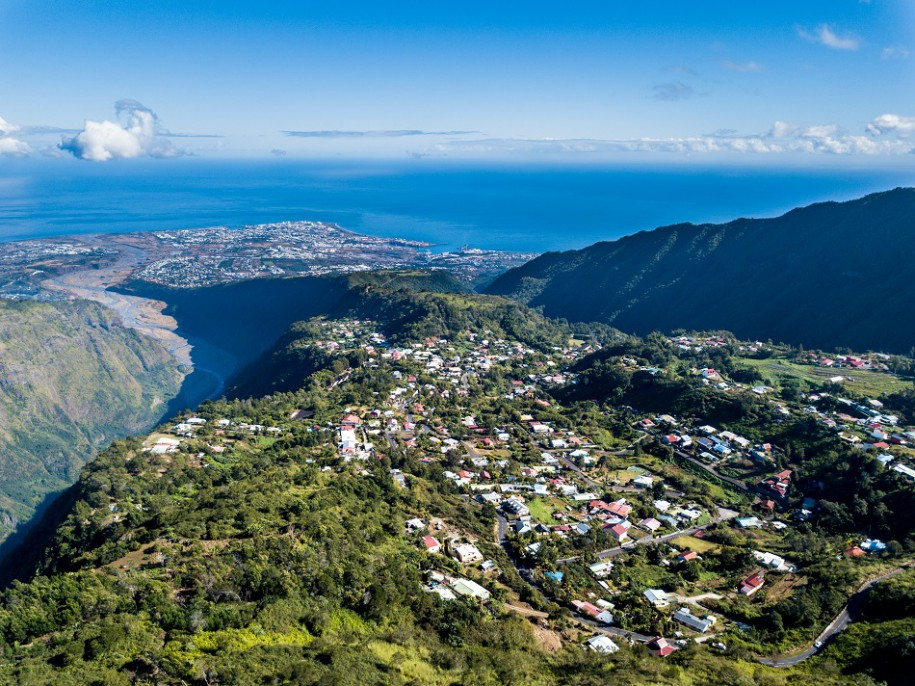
1, 158, 914, 252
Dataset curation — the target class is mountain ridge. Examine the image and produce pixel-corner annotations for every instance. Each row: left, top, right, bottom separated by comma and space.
486, 187, 915, 353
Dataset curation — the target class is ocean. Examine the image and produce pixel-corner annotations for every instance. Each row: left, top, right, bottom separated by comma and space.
1, 158, 914, 252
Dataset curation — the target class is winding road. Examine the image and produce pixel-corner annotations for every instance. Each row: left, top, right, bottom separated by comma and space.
758, 564, 913, 667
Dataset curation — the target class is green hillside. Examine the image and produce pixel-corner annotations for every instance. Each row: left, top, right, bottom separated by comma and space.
0, 292, 865, 685
486, 188, 915, 354
0, 299, 183, 544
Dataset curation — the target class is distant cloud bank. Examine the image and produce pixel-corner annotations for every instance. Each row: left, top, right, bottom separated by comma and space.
283, 129, 476, 138
431, 113, 915, 157
60, 100, 182, 161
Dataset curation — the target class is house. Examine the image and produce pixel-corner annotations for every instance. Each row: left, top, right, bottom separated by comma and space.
678, 550, 700, 564
589, 561, 614, 578
584, 635, 619, 654
405, 518, 426, 531
502, 497, 530, 518
644, 589, 670, 607
448, 577, 490, 601
633, 475, 655, 488
452, 542, 483, 564
572, 600, 613, 625
736, 516, 763, 529
422, 536, 441, 554
638, 517, 662, 533
753, 550, 794, 571
607, 523, 628, 543
647, 636, 678, 657
607, 500, 632, 517
673, 607, 716, 633
739, 571, 765, 596
892, 463, 915, 481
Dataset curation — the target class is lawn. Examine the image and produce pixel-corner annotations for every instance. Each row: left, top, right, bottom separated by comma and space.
607, 468, 642, 484
670, 535, 719, 554
527, 497, 568, 525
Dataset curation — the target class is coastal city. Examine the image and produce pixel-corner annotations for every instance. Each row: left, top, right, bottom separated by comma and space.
0, 221, 536, 298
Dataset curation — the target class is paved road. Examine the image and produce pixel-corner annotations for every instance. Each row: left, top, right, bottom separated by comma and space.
758, 564, 912, 667
496, 513, 509, 544
675, 450, 749, 491
558, 507, 738, 564
573, 614, 652, 644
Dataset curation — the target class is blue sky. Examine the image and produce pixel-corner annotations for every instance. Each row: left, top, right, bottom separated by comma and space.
1, 0, 913, 162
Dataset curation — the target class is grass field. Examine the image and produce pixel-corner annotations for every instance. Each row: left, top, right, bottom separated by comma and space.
526, 497, 568, 525
670, 535, 719, 554
740, 357, 910, 396
607, 468, 644, 484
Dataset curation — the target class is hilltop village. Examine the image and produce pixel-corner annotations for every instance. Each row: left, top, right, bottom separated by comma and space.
138, 316, 915, 668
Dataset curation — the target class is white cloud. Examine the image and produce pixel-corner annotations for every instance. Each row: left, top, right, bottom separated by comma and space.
798, 24, 861, 51
0, 116, 20, 136
60, 100, 181, 161
867, 113, 915, 137
428, 114, 915, 158
0, 115, 30, 156
721, 60, 763, 72
882, 46, 910, 60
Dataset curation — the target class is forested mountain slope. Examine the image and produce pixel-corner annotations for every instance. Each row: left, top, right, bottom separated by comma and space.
486, 188, 915, 353
0, 299, 182, 543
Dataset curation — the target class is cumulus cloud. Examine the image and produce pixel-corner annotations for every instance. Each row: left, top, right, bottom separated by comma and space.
60, 100, 181, 161
0, 115, 30, 156
429, 113, 915, 158
721, 60, 763, 72
867, 114, 915, 137
652, 81, 695, 101
798, 24, 861, 51
882, 46, 910, 60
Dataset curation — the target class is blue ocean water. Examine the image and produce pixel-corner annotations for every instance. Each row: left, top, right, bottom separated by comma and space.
1, 158, 913, 252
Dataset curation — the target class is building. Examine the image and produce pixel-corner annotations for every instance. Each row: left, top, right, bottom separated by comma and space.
644, 589, 669, 607
585, 635, 619, 653
673, 607, 717, 633
452, 542, 484, 564
739, 571, 765, 596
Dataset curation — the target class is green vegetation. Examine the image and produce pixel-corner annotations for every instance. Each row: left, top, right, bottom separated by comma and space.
487, 187, 915, 354
0, 299, 182, 544
2, 280, 915, 683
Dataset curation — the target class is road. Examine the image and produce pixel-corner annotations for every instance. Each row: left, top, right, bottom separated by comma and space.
675, 450, 749, 491
573, 614, 652, 644
557, 507, 738, 564
758, 564, 912, 667
496, 513, 509, 545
